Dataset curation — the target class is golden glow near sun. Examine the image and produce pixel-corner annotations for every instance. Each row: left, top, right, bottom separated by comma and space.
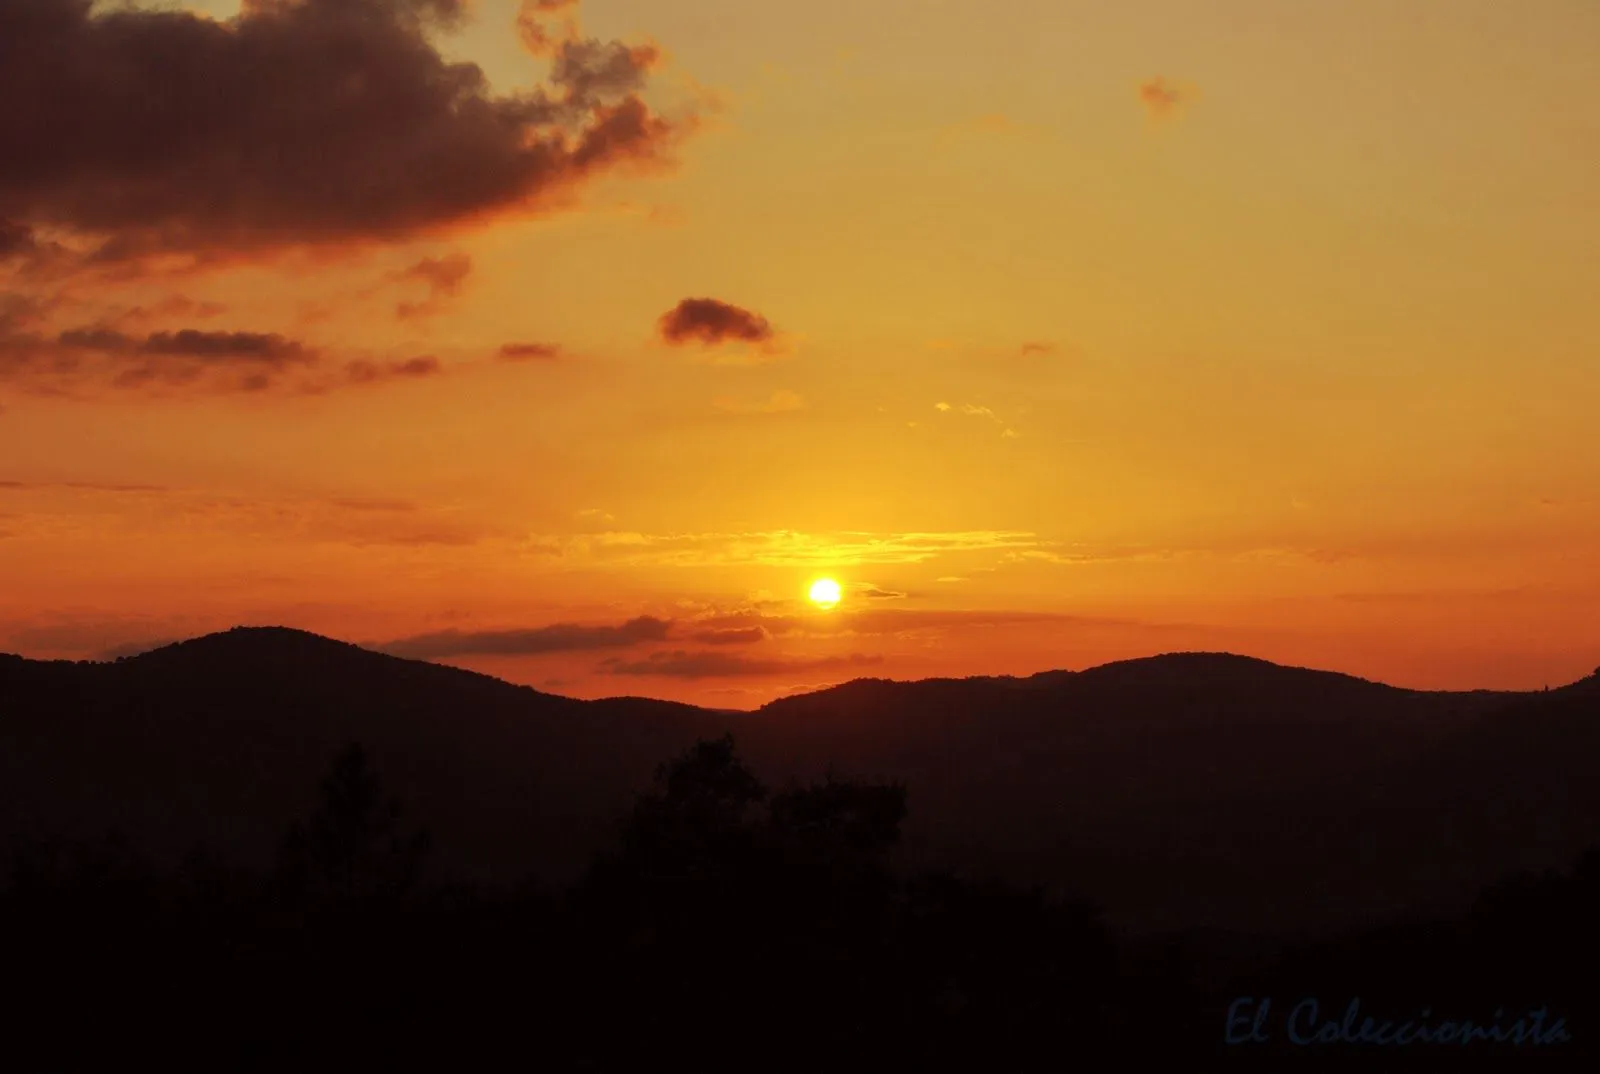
808, 578, 842, 609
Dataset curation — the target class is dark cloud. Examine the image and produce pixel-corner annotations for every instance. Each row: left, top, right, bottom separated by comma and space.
23, 325, 317, 391
658, 298, 776, 346
396, 253, 472, 320
1019, 341, 1055, 357
1, 316, 460, 395
57, 327, 312, 364
499, 341, 562, 361
0, 220, 36, 259
0, 0, 691, 261
57, 328, 135, 353
378, 615, 673, 659
144, 330, 313, 363
340, 355, 442, 385
2, 318, 450, 396
858, 586, 907, 600
689, 627, 766, 646
599, 649, 882, 680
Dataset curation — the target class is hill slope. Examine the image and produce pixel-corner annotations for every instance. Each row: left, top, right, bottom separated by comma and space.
4, 628, 1598, 933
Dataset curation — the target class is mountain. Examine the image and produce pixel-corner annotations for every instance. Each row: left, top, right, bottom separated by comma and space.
0, 627, 728, 892
4, 627, 1598, 934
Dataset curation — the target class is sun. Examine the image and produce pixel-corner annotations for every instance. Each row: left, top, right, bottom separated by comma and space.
808, 578, 842, 609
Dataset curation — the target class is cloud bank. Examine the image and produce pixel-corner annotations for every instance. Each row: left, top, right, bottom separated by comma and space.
0, 0, 691, 263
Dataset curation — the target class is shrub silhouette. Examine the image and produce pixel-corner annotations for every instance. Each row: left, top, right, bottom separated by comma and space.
275, 742, 430, 904
7, 733, 1596, 1070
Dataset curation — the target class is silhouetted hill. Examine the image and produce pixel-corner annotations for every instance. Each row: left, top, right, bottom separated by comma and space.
4, 627, 1598, 934
0, 627, 728, 890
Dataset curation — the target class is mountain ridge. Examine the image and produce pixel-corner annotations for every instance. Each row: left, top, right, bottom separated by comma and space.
4, 625, 1599, 934
13, 623, 1576, 703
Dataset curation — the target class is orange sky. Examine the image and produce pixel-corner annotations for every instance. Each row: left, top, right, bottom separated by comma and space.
2, 0, 1598, 706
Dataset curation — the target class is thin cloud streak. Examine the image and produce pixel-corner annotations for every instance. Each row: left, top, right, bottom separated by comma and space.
599, 649, 882, 679
518, 529, 1042, 567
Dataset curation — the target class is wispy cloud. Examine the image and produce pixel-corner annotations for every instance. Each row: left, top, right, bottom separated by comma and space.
394, 254, 473, 321
0, 482, 490, 547
517, 529, 1041, 567
499, 342, 563, 361
599, 649, 882, 679
689, 627, 767, 646
856, 585, 908, 600
934, 400, 1020, 438
691, 607, 1143, 640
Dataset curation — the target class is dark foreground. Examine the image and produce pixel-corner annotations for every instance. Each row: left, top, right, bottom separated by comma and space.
4, 736, 1596, 1072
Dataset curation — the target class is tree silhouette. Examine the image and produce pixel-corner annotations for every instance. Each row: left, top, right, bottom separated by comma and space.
275, 743, 430, 903
769, 771, 907, 863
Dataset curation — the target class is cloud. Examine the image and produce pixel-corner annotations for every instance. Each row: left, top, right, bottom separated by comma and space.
0, 292, 41, 333
691, 607, 1131, 641
0, 221, 37, 259
517, 528, 1041, 567
689, 627, 767, 646
516, 0, 582, 56
0, 480, 492, 547
12, 325, 318, 391
1, 317, 465, 395
933, 400, 1020, 438
658, 298, 776, 346
378, 614, 674, 658
0, 481, 492, 547
499, 341, 563, 361
0, 479, 169, 494
599, 649, 882, 680
395, 253, 473, 320
143, 330, 312, 363
1019, 341, 1055, 357
0, 0, 693, 264
857, 586, 907, 600
116, 296, 229, 327
339, 355, 442, 387
329, 497, 417, 512
712, 390, 804, 414
1139, 77, 1191, 120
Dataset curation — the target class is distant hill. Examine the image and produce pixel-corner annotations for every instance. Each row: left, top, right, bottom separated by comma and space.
4, 627, 1598, 934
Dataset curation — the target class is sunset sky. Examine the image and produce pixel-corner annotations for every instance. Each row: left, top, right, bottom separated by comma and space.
3, 0, 1598, 706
